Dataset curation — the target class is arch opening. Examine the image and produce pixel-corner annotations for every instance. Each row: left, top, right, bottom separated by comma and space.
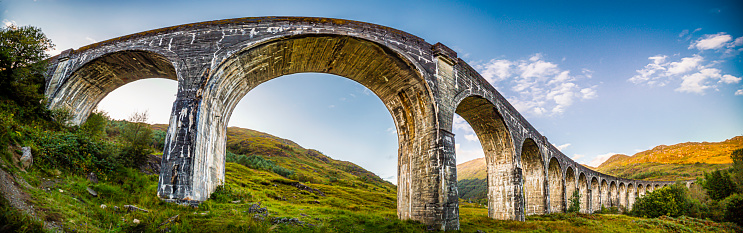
609, 181, 617, 208
48, 50, 178, 125
591, 177, 600, 213
521, 138, 546, 216
578, 173, 588, 213
619, 183, 626, 211
627, 183, 635, 211
455, 96, 517, 220
564, 167, 576, 213
548, 158, 563, 213
601, 179, 609, 209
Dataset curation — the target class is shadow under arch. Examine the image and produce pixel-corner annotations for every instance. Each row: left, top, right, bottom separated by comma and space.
564, 167, 576, 212
47, 50, 178, 125
619, 182, 626, 210
627, 183, 635, 211
521, 138, 546, 216
601, 179, 609, 208
162, 33, 450, 225
454, 95, 518, 220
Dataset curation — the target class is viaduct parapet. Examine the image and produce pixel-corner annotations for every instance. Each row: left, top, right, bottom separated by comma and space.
43, 17, 682, 230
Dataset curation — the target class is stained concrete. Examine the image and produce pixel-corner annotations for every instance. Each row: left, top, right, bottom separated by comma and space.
44, 16, 683, 230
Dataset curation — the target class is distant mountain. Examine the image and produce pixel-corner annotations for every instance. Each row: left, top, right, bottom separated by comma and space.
593, 136, 742, 181
457, 158, 486, 180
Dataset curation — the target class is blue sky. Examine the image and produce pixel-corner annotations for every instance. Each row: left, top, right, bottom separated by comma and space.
3, 0, 742, 183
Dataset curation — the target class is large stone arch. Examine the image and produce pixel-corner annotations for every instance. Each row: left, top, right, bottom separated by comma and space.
578, 172, 589, 213
548, 157, 564, 213
591, 177, 600, 213
638, 184, 646, 197
46, 50, 178, 124
618, 182, 626, 211
521, 138, 546, 215
455, 95, 518, 220
156, 33, 458, 227
564, 167, 576, 212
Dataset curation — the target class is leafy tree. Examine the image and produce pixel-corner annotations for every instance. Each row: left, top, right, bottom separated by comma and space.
120, 111, 153, 167
0, 24, 55, 121
567, 189, 581, 213
723, 194, 743, 227
79, 111, 109, 139
732, 148, 743, 189
703, 170, 737, 201
151, 129, 167, 151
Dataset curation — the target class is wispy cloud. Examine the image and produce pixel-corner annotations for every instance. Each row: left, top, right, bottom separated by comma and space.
554, 143, 571, 151
689, 32, 733, 51
630, 32, 742, 95
587, 152, 618, 167
473, 53, 597, 116
2, 19, 17, 28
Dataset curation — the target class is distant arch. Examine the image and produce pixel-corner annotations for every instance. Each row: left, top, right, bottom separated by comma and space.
618, 183, 626, 211
564, 167, 576, 212
609, 181, 617, 208
521, 138, 546, 215
548, 158, 564, 213
578, 173, 589, 213
591, 177, 600, 213
627, 183, 635, 211
601, 179, 609, 209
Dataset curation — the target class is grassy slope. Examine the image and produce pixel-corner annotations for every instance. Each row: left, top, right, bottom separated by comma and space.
2, 125, 739, 232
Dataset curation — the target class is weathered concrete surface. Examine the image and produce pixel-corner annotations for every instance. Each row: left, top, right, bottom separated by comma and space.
44, 16, 681, 229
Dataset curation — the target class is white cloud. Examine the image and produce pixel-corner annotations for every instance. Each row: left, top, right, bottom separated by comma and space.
735, 89, 743, 96
588, 152, 618, 167
571, 154, 585, 161
477, 59, 512, 83
474, 54, 596, 116
85, 37, 97, 43
464, 134, 478, 142
630, 52, 740, 95
690, 33, 733, 50
555, 143, 571, 151
2, 19, 17, 28
675, 68, 740, 94
666, 54, 703, 76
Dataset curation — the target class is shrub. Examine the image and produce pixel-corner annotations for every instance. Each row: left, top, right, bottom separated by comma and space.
630, 184, 689, 218
120, 111, 153, 167
567, 189, 581, 213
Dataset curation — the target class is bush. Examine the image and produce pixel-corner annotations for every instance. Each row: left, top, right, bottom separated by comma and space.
119, 111, 153, 167
723, 194, 743, 226
631, 184, 690, 218
227, 153, 294, 178
567, 189, 581, 213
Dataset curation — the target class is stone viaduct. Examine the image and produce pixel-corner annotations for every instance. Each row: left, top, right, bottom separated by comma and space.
43, 17, 683, 230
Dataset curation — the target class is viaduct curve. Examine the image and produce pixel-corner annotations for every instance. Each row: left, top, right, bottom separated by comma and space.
43, 17, 684, 230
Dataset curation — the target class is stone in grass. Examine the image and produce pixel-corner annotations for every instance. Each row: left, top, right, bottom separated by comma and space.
87, 172, 98, 184
123, 205, 149, 213
100, 204, 107, 209
133, 219, 140, 224
86, 187, 98, 197
159, 214, 180, 231
20, 147, 32, 170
